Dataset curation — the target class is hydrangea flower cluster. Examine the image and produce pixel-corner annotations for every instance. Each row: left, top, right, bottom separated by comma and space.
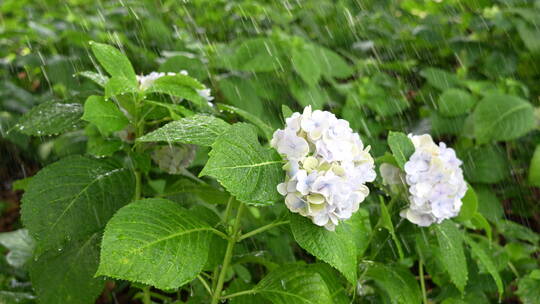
151, 145, 196, 175
271, 106, 376, 231
136, 71, 214, 101
400, 134, 467, 226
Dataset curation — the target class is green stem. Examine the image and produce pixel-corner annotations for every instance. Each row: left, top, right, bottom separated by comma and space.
391, 232, 405, 260
220, 289, 256, 300
211, 266, 219, 292
134, 171, 142, 201
508, 261, 520, 278
419, 260, 428, 304
367, 194, 402, 260
198, 275, 212, 296
210, 203, 244, 304
209, 228, 230, 241
133, 95, 145, 201
237, 220, 290, 241
142, 286, 151, 304
222, 196, 234, 225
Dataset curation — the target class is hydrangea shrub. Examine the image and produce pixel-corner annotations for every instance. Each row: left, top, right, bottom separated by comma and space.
0, 4, 539, 301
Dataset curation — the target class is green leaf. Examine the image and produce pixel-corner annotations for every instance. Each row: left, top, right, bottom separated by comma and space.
104, 76, 138, 98
387, 131, 415, 170
86, 136, 122, 157
430, 112, 466, 136
348, 209, 372, 257
517, 270, 540, 304
292, 44, 321, 86
143, 99, 194, 119
290, 213, 357, 284
145, 75, 210, 110
434, 221, 468, 293
282, 105, 293, 119
21, 156, 135, 253
89, 42, 136, 81
138, 114, 230, 146
218, 76, 264, 118
29, 232, 103, 304
378, 198, 404, 260
12, 177, 32, 191
162, 178, 231, 205
528, 145, 540, 187
0, 229, 34, 268
149, 74, 204, 91
217, 104, 273, 140
76, 71, 108, 87
353, 75, 409, 117
474, 94, 535, 143
17, 101, 83, 136
314, 46, 353, 79
462, 145, 508, 184
253, 264, 333, 304
364, 263, 422, 304
463, 235, 504, 300
379, 200, 394, 234
96, 198, 214, 290
290, 81, 329, 109
159, 55, 207, 80
82, 96, 129, 135
517, 21, 540, 53
309, 264, 349, 304
456, 185, 478, 222
471, 213, 492, 242
437, 89, 475, 117
420, 68, 461, 91
230, 38, 283, 72
200, 123, 283, 206
496, 220, 539, 244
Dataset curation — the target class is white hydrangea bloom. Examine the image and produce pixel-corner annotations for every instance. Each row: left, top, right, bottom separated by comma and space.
400, 134, 467, 227
151, 145, 196, 174
136, 72, 175, 90
136, 71, 214, 102
271, 106, 376, 231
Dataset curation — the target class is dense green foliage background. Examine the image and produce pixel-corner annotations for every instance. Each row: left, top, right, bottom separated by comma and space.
1, 0, 540, 303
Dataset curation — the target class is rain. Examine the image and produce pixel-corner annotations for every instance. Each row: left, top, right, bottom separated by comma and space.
1, 0, 539, 303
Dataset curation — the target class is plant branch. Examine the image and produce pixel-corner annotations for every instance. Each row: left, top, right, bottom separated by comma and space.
142, 286, 151, 304
419, 260, 428, 304
198, 275, 212, 295
210, 203, 245, 304
209, 228, 230, 241
222, 196, 234, 225
132, 94, 145, 201
220, 289, 256, 300
237, 220, 290, 242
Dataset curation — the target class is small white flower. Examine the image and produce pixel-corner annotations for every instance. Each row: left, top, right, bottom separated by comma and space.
300, 106, 333, 140
137, 72, 176, 90
295, 170, 319, 195
196, 88, 214, 102
151, 144, 196, 174
311, 172, 342, 202
271, 130, 309, 160
285, 112, 302, 132
400, 134, 467, 226
271, 106, 377, 231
